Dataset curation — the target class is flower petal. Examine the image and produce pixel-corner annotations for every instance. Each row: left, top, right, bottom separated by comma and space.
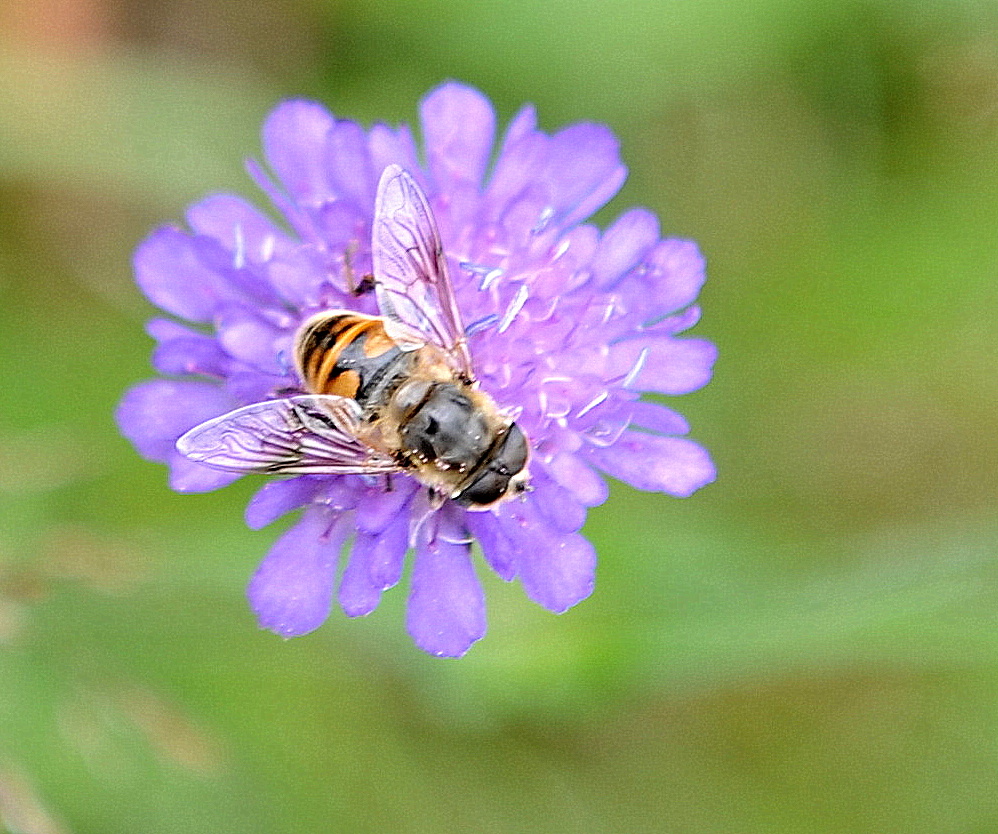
545, 122, 627, 229
591, 208, 660, 289
608, 335, 717, 395
145, 317, 197, 342
185, 194, 295, 266
339, 515, 407, 617
223, 370, 287, 404
264, 247, 331, 310
628, 401, 690, 436
466, 512, 517, 581
545, 452, 609, 508
640, 238, 706, 315
214, 303, 288, 374
354, 477, 417, 534
247, 507, 348, 637
338, 532, 380, 617
245, 476, 323, 530
368, 122, 421, 182
420, 82, 496, 190
587, 431, 715, 496
262, 100, 335, 208
147, 319, 229, 378
325, 119, 376, 208
152, 338, 228, 380
651, 305, 703, 336
167, 450, 241, 493
319, 478, 364, 513
406, 507, 485, 657
496, 498, 595, 613
368, 511, 408, 589
531, 469, 587, 534
484, 110, 545, 225
135, 227, 240, 323
315, 199, 372, 258
528, 531, 596, 613
116, 380, 237, 462
498, 104, 537, 156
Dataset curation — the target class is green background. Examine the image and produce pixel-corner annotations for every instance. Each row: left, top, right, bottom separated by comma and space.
3, 0, 998, 831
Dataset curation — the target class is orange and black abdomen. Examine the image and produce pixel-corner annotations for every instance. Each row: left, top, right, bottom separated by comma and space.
294, 311, 409, 408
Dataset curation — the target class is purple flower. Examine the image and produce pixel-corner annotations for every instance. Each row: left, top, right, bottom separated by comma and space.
116, 82, 716, 657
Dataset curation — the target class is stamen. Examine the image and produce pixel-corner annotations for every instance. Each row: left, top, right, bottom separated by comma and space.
462, 262, 505, 291
622, 346, 649, 389
465, 313, 499, 337
576, 391, 608, 418
481, 268, 503, 290
498, 285, 529, 333
532, 206, 554, 235
233, 224, 246, 270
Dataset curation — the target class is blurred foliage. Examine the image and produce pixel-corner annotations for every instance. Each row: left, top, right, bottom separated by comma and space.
2, 0, 998, 831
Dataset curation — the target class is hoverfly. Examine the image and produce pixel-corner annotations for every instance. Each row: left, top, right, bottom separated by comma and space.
177, 165, 530, 510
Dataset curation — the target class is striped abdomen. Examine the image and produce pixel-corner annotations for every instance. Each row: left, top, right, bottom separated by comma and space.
293, 311, 411, 410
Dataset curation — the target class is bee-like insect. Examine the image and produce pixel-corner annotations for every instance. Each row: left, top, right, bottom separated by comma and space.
176, 165, 530, 509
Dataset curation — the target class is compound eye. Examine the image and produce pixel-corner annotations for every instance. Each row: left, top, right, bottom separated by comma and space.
454, 423, 529, 507
496, 423, 528, 474
456, 470, 506, 507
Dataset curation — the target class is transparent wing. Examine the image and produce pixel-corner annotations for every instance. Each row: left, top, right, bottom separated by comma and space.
176, 395, 401, 476
372, 164, 474, 379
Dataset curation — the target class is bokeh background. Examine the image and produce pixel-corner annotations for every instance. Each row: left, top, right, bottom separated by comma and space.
2, 0, 998, 831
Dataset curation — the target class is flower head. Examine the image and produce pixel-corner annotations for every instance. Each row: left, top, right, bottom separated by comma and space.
116, 82, 716, 657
